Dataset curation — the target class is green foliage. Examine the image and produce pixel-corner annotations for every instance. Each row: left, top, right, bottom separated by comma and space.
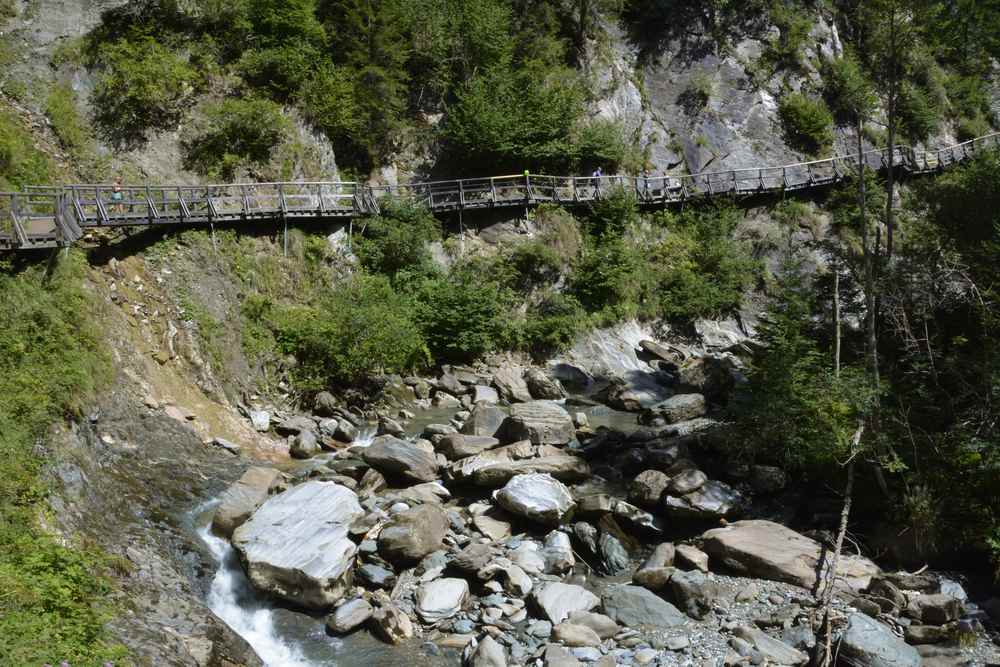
584, 187, 639, 239
764, 0, 813, 71
778, 91, 834, 155
522, 292, 588, 357
896, 82, 939, 142
355, 200, 441, 277
822, 53, 876, 123
92, 35, 200, 146
678, 70, 713, 114
648, 205, 760, 321
259, 273, 428, 389
407, 264, 515, 363
45, 84, 91, 153
507, 241, 563, 291
0, 252, 124, 665
569, 235, 645, 320
0, 109, 52, 189
736, 257, 873, 471
298, 64, 363, 157
238, 44, 326, 100
183, 97, 291, 179
444, 62, 625, 172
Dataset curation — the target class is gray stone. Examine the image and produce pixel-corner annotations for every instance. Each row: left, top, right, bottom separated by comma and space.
598, 532, 629, 575
670, 569, 722, 619
509, 541, 546, 574
840, 613, 921, 667
904, 624, 954, 645
446, 441, 590, 486
493, 361, 533, 403
212, 466, 282, 538
701, 520, 880, 591
358, 563, 395, 589
553, 622, 601, 647
630, 470, 670, 508
525, 368, 566, 400
378, 504, 448, 565
479, 558, 532, 597
642, 394, 706, 424
567, 611, 619, 639
362, 435, 439, 483
416, 578, 469, 623
434, 391, 462, 408
461, 403, 508, 438
453, 543, 494, 574
275, 415, 314, 435
911, 594, 963, 625
601, 584, 687, 628
675, 544, 710, 573
533, 583, 601, 624
327, 598, 373, 634
290, 429, 320, 459
313, 391, 339, 417
494, 473, 576, 525
370, 598, 414, 644
662, 479, 742, 519
528, 619, 553, 638
250, 409, 270, 432
543, 644, 582, 666
473, 513, 512, 541
543, 530, 575, 573
438, 434, 501, 460
733, 625, 808, 666
232, 481, 363, 609
377, 415, 406, 437
667, 468, 708, 495
501, 401, 576, 446
469, 635, 507, 667
473, 385, 500, 404
211, 437, 241, 454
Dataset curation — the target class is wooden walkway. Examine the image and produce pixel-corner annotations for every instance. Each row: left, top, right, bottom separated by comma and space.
1, 132, 998, 250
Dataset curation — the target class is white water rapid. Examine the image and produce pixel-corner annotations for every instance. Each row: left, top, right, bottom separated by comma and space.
194, 502, 320, 667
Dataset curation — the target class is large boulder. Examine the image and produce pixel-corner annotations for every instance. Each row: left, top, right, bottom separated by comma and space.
733, 625, 808, 665
601, 584, 687, 628
446, 441, 590, 487
290, 429, 320, 459
415, 578, 469, 623
468, 635, 507, 667
640, 394, 706, 425
532, 582, 600, 623
501, 401, 576, 446
840, 613, 921, 667
661, 479, 743, 519
701, 520, 880, 591
493, 361, 533, 403
494, 473, 576, 525
232, 481, 363, 609
461, 403, 508, 437
676, 355, 736, 401
437, 434, 501, 460
212, 467, 283, 538
327, 598, 373, 634
378, 504, 449, 565
629, 470, 670, 509
362, 435, 439, 483
670, 569, 723, 620
524, 368, 566, 400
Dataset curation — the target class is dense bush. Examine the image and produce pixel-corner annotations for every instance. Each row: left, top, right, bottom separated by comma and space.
648, 205, 760, 321
0, 252, 124, 665
897, 82, 939, 142
0, 110, 52, 189
264, 273, 428, 389
506, 241, 563, 292
92, 36, 200, 146
778, 91, 834, 155
569, 236, 646, 320
407, 265, 515, 363
822, 54, 876, 123
183, 97, 291, 179
355, 200, 442, 277
45, 84, 91, 153
522, 292, 588, 357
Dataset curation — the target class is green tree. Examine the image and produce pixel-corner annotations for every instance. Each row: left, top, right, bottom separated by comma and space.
183, 97, 291, 179
354, 200, 441, 277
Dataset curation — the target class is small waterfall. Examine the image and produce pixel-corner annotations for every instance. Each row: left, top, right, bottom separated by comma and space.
352, 424, 377, 447
194, 502, 318, 667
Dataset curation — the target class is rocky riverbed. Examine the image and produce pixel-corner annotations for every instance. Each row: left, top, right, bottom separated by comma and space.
200, 348, 1000, 667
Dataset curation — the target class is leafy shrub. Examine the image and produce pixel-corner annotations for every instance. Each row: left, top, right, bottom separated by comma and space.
92, 36, 200, 146
648, 205, 760, 321
765, 0, 813, 70
778, 91, 834, 155
897, 82, 939, 142
183, 97, 291, 179
822, 54, 875, 123
355, 200, 441, 277
238, 44, 324, 100
956, 113, 991, 142
533, 205, 584, 265
45, 84, 91, 153
264, 273, 428, 390
299, 64, 363, 157
0, 251, 125, 665
507, 241, 563, 291
678, 70, 713, 113
585, 187, 639, 239
0, 110, 52, 189
408, 265, 515, 364
569, 235, 646, 320
522, 292, 588, 357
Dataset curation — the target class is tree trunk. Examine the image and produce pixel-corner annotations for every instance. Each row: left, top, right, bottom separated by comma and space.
884, 4, 898, 260
834, 264, 841, 378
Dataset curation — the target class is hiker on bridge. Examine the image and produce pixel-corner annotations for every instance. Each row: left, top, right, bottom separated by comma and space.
591, 166, 603, 189
111, 176, 124, 214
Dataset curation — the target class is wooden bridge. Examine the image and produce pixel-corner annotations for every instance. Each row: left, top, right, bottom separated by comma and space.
1, 132, 998, 251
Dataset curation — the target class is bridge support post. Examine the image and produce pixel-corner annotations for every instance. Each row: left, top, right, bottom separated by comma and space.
283, 219, 288, 257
